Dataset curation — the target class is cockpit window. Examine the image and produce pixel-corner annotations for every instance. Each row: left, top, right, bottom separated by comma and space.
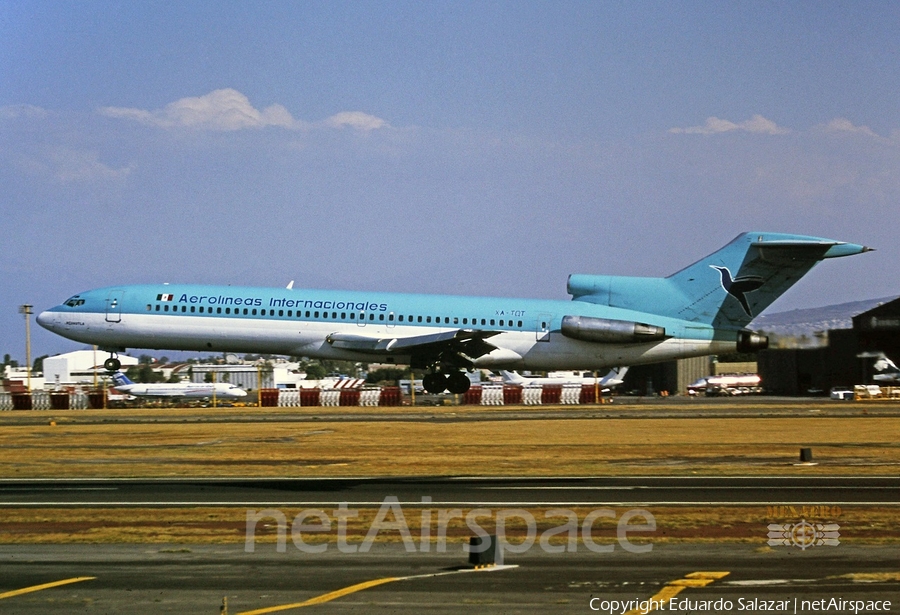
64, 296, 86, 307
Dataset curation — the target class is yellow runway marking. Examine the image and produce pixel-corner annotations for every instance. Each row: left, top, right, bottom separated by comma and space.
623, 571, 729, 615
0, 576, 96, 600
236, 577, 402, 614
236, 564, 518, 614
833, 572, 900, 583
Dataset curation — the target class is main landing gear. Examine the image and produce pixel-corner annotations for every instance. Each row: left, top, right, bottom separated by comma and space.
423, 370, 471, 395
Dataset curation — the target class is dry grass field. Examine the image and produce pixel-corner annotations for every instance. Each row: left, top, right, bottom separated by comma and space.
0, 410, 897, 478
2, 505, 895, 545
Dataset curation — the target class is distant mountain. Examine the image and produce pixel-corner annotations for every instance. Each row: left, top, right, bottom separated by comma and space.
750, 296, 899, 337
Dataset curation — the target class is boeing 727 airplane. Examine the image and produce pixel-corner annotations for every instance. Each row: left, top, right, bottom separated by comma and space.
110, 372, 248, 399
37, 232, 870, 394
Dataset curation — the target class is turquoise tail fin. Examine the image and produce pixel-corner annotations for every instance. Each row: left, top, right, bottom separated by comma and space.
568, 232, 871, 330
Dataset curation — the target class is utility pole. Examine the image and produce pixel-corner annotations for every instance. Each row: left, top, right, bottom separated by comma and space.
18, 305, 33, 391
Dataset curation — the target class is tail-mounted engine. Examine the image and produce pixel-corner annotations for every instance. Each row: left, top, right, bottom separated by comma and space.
561, 315, 667, 344
737, 330, 769, 353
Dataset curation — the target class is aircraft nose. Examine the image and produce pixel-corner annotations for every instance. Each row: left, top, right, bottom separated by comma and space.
36, 310, 55, 330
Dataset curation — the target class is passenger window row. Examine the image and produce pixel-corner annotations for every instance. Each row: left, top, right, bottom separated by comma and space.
146, 303, 525, 329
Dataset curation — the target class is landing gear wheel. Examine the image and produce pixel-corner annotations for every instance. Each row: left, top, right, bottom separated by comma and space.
446, 371, 471, 394
423, 372, 448, 394
104, 357, 121, 372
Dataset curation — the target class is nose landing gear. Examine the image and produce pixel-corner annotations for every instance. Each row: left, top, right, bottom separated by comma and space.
103, 355, 121, 372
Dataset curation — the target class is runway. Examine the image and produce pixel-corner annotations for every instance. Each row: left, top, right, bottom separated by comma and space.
2, 476, 898, 507
1, 543, 897, 614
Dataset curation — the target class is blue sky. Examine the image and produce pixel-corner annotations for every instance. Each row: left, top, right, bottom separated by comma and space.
2, 1, 899, 359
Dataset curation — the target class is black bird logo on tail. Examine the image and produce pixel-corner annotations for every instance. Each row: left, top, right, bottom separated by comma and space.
710, 266, 765, 317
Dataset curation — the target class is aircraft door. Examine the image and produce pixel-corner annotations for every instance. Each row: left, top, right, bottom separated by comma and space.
536, 313, 552, 342
105, 290, 125, 323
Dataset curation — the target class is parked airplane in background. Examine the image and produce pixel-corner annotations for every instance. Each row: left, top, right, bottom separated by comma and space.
111, 372, 247, 399
500, 367, 628, 389
38, 232, 870, 395
687, 373, 763, 395
872, 354, 900, 384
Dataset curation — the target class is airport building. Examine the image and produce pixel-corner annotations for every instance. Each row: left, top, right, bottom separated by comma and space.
621, 298, 900, 396
189, 364, 276, 390
622, 356, 756, 396
42, 351, 139, 387
758, 296, 900, 395
1, 366, 44, 392
187, 360, 334, 390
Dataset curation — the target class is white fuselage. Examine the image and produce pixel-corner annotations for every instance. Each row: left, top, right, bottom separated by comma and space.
112, 379, 247, 398
41, 309, 731, 372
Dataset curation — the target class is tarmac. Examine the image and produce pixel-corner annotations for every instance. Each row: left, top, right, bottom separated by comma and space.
1, 543, 897, 614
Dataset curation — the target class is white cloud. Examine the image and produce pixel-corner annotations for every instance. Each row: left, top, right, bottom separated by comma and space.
0, 104, 50, 120
820, 118, 881, 139
7, 146, 134, 183
99, 88, 301, 131
669, 114, 790, 135
322, 111, 388, 131
99, 89, 390, 133
48, 147, 135, 183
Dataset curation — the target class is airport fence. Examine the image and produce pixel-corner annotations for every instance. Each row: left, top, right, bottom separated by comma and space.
463, 384, 604, 406
266, 387, 403, 408
478, 385, 505, 405
0, 391, 90, 411
522, 386, 543, 405
0, 384, 613, 410
319, 390, 342, 407
560, 384, 583, 404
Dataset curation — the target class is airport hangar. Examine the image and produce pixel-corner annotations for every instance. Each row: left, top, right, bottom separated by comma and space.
623, 296, 900, 396
759, 296, 900, 395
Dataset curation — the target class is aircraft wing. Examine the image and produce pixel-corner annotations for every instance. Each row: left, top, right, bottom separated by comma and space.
325, 329, 501, 367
